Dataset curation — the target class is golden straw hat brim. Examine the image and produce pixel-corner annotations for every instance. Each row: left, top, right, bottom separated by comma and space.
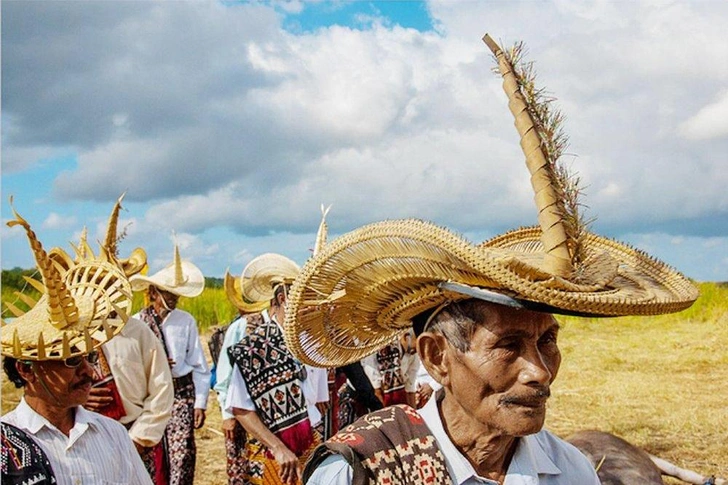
224, 269, 270, 313
241, 253, 300, 303
283, 219, 699, 367
130, 260, 205, 298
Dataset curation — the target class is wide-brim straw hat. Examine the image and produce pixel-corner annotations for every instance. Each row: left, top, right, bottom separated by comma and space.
224, 268, 270, 314
283, 34, 699, 368
2, 204, 132, 361
240, 253, 300, 303
129, 245, 204, 298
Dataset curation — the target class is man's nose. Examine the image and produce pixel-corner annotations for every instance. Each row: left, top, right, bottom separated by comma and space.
518, 347, 553, 385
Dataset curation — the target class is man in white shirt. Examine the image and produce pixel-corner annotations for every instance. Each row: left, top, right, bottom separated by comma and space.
1, 205, 152, 485
130, 245, 210, 485
223, 253, 328, 485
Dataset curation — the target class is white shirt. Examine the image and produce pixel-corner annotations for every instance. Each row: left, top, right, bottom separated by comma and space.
223, 313, 326, 425
103, 316, 174, 447
306, 394, 600, 485
213, 314, 251, 420
2, 398, 153, 485
134, 308, 210, 409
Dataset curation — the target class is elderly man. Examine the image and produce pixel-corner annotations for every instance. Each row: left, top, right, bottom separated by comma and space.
282, 34, 700, 485
1, 206, 152, 485
130, 246, 210, 485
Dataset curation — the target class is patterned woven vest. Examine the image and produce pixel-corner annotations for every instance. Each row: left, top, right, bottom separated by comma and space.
228, 317, 313, 456
376, 344, 407, 406
303, 405, 453, 485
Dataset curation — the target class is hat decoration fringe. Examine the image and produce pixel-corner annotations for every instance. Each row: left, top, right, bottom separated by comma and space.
313, 204, 332, 258
101, 192, 147, 277
483, 34, 591, 280
6, 199, 80, 330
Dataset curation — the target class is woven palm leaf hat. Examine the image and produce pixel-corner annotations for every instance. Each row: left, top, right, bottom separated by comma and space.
1, 200, 132, 361
283, 34, 700, 368
129, 241, 205, 298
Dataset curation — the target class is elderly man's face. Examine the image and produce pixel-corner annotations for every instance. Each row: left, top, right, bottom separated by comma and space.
444, 302, 561, 437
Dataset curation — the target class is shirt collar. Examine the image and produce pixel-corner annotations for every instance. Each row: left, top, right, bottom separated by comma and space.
418, 393, 561, 484
12, 398, 100, 435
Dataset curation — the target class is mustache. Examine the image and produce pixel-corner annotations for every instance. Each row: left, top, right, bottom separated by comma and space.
73, 377, 94, 389
499, 387, 551, 406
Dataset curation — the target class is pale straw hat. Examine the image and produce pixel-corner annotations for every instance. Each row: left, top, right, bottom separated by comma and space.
283, 34, 699, 368
224, 268, 270, 314
1, 202, 132, 361
240, 253, 300, 303
129, 244, 205, 298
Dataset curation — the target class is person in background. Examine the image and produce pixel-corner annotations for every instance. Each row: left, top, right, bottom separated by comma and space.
213, 267, 269, 485
130, 245, 209, 485
1, 204, 152, 485
224, 253, 326, 485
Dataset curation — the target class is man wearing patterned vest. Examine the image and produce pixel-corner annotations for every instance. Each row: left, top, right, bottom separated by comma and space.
223, 253, 327, 485
283, 34, 700, 485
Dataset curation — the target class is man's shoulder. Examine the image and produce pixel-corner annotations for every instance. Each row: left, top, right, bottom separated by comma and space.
79, 407, 132, 436
526, 429, 599, 476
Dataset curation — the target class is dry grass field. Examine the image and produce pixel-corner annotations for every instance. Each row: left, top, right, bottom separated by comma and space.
2, 282, 726, 483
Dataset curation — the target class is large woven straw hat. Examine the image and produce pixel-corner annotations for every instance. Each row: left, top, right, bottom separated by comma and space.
240, 253, 300, 303
129, 244, 204, 298
1, 203, 132, 361
224, 268, 270, 314
283, 34, 699, 367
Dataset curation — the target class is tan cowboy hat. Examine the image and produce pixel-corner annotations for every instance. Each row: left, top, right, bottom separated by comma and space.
49, 193, 147, 278
224, 268, 270, 314
1, 201, 132, 361
129, 244, 204, 298
240, 253, 300, 303
283, 34, 699, 368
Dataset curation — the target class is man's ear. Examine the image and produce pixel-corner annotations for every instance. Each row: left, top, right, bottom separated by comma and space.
16, 360, 35, 383
417, 332, 452, 388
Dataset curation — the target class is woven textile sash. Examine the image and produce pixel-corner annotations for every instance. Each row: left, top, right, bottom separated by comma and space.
228, 318, 313, 456
303, 405, 452, 485
138, 307, 171, 360
90, 347, 127, 421
376, 344, 407, 405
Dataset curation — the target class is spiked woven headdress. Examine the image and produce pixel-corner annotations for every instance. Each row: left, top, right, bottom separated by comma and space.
49, 193, 147, 278
1, 202, 132, 361
283, 34, 699, 368
129, 243, 204, 298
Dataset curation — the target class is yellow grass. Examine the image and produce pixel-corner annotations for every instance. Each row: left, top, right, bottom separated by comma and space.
2, 282, 726, 483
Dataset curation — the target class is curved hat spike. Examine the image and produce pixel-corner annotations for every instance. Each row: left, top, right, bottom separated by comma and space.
6, 198, 80, 330
313, 204, 332, 258
483, 34, 581, 279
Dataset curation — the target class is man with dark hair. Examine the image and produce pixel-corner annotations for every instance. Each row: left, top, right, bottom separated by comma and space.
223, 253, 327, 485
130, 245, 210, 485
1, 205, 151, 485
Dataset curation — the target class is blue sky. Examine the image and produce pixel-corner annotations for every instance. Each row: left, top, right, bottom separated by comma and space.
2, 0, 728, 283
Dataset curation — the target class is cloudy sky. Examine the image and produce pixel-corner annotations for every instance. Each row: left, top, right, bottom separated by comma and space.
2, 0, 727, 282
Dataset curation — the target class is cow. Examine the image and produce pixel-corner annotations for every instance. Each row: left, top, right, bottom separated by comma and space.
567, 430, 725, 485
